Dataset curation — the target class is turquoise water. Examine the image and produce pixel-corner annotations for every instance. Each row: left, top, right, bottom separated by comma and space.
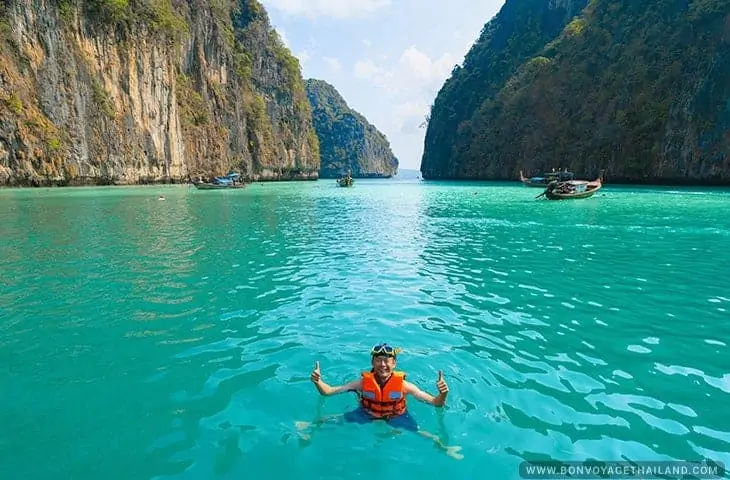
1, 179, 729, 479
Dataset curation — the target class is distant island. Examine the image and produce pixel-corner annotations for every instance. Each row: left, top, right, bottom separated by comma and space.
305, 78, 398, 179
421, 0, 730, 185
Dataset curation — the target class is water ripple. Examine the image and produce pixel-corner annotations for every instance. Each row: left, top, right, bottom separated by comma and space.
1, 182, 729, 478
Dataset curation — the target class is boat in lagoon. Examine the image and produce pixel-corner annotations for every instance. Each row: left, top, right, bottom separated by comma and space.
337, 170, 354, 187
337, 177, 354, 187
520, 169, 574, 187
537, 175, 603, 200
191, 172, 246, 190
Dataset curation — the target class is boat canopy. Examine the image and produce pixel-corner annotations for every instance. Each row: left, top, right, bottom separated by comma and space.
212, 172, 241, 185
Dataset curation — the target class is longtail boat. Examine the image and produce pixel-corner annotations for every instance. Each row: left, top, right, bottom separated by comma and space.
337, 176, 354, 187
191, 172, 246, 190
537, 174, 603, 200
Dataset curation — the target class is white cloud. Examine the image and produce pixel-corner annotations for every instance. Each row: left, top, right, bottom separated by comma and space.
394, 101, 428, 118
263, 0, 390, 19
400, 46, 455, 83
352, 48, 456, 140
354, 59, 396, 92
353, 46, 456, 94
363, 39, 372, 47
275, 27, 290, 47
296, 50, 310, 66
323, 56, 342, 73
354, 59, 385, 79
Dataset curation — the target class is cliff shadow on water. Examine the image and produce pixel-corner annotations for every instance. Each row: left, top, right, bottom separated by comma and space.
0, 0, 320, 187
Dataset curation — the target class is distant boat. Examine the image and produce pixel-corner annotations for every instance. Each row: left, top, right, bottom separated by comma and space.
537, 175, 603, 200
520, 169, 574, 187
337, 170, 354, 187
336, 176, 354, 187
191, 172, 246, 190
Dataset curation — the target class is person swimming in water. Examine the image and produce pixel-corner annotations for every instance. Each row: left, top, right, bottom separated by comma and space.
298, 343, 462, 458
310, 343, 449, 431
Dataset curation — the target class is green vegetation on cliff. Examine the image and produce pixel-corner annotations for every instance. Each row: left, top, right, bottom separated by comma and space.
0, 0, 319, 185
70, 0, 190, 39
305, 78, 397, 178
421, 0, 588, 179
422, 0, 730, 184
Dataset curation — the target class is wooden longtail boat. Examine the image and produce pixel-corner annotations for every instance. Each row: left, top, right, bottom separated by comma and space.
537, 174, 603, 200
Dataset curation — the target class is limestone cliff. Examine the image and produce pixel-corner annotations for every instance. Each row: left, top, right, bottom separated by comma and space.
421, 0, 730, 184
305, 78, 397, 178
0, 0, 320, 186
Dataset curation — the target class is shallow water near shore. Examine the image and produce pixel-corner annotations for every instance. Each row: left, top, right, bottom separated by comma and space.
1, 179, 729, 479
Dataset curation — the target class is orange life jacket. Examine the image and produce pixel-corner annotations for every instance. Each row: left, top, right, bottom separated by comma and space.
359, 371, 407, 418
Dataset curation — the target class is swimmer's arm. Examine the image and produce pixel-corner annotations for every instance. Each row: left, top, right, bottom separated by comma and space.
404, 381, 447, 407
314, 378, 362, 396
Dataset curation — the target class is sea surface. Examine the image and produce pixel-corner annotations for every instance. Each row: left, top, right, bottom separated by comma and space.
1, 179, 729, 479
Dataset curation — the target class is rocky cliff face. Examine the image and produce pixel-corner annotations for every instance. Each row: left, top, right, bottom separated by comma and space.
0, 0, 320, 186
305, 78, 397, 178
421, 0, 587, 180
421, 0, 730, 184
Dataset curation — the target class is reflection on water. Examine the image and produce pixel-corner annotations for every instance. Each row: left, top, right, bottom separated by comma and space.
0, 182, 729, 479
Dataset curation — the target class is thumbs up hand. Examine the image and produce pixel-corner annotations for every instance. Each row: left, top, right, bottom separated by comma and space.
436, 370, 449, 395
311, 361, 321, 383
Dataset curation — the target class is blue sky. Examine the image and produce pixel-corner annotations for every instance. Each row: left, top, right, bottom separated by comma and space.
258, 0, 506, 171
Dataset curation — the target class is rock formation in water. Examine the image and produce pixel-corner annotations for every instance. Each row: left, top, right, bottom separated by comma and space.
0, 0, 320, 186
421, 0, 730, 185
305, 78, 397, 178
